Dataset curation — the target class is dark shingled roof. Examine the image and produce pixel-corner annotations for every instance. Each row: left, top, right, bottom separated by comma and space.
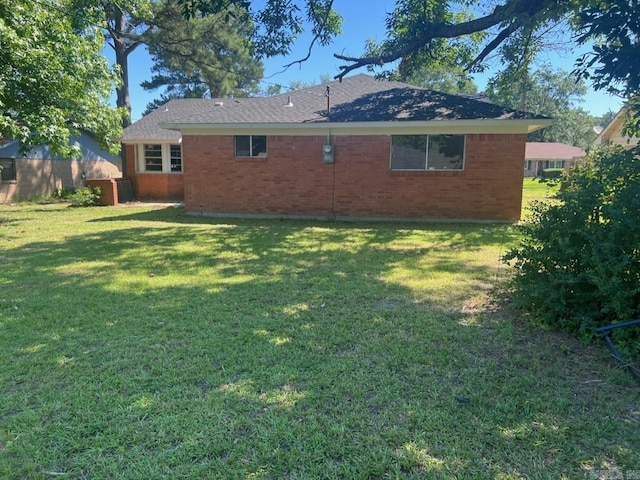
123, 74, 547, 142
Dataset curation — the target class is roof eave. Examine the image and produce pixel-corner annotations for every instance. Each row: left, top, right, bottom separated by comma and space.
159, 118, 551, 136
594, 108, 625, 143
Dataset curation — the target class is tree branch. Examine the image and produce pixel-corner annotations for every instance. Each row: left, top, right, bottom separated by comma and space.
280, 0, 335, 71
467, 23, 520, 71
282, 34, 319, 70
333, 0, 552, 80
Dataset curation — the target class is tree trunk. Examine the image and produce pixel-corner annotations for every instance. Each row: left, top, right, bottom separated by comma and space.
113, 12, 131, 129
108, 10, 141, 179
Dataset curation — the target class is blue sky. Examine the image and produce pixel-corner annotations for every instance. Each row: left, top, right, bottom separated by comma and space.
116, 0, 622, 122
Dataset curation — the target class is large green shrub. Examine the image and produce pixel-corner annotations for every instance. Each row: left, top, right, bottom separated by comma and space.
504, 146, 640, 356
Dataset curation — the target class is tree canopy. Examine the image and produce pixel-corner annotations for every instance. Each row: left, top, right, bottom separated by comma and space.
0, 0, 123, 156
487, 67, 597, 149
179, 0, 639, 111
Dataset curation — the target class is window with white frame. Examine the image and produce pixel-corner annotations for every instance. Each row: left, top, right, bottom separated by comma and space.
170, 144, 182, 172
1, 158, 16, 181
390, 135, 465, 171
138, 144, 182, 173
235, 135, 267, 157
545, 160, 565, 169
143, 144, 163, 171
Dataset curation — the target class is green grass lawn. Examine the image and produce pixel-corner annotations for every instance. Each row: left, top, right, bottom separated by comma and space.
522, 178, 559, 207
0, 202, 637, 479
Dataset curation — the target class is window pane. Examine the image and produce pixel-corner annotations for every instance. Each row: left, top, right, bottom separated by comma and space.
235, 136, 251, 157
251, 136, 267, 157
391, 135, 427, 170
170, 144, 182, 172
0, 159, 16, 181
144, 144, 163, 171
427, 135, 464, 170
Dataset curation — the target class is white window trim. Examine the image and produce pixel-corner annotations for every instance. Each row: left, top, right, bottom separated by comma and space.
390, 134, 466, 171
136, 143, 182, 174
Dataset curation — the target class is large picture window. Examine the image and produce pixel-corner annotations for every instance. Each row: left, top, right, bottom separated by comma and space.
0, 158, 16, 181
138, 144, 182, 173
391, 135, 465, 171
235, 135, 267, 157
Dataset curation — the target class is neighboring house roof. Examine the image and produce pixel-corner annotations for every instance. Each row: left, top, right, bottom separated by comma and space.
525, 142, 586, 160
594, 107, 639, 146
0, 132, 120, 163
123, 74, 550, 142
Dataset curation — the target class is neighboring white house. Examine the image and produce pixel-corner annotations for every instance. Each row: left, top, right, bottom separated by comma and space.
524, 142, 586, 178
594, 108, 639, 148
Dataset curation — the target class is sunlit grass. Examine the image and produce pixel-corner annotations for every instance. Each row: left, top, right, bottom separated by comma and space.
0, 202, 637, 479
522, 177, 559, 206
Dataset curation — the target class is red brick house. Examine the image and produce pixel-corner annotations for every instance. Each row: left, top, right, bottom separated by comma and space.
122, 75, 550, 221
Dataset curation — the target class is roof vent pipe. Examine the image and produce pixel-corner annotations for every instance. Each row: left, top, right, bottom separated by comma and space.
325, 86, 330, 117
284, 96, 293, 107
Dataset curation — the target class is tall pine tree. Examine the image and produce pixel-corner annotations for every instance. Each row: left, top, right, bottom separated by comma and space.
141, 2, 263, 115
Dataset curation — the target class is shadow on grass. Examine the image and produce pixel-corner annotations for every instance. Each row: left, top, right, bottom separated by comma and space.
0, 206, 637, 478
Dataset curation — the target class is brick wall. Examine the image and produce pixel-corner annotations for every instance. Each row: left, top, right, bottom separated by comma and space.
85, 179, 118, 205
124, 144, 184, 200
183, 135, 334, 216
182, 132, 526, 221
135, 174, 184, 200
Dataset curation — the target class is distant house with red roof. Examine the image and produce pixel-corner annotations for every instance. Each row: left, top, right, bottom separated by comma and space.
524, 142, 586, 178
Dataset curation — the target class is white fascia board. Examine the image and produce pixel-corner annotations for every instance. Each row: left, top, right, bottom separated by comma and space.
594, 108, 625, 143
160, 119, 552, 136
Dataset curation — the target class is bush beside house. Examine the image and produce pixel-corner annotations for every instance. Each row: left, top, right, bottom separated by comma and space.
505, 145, 640, 358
